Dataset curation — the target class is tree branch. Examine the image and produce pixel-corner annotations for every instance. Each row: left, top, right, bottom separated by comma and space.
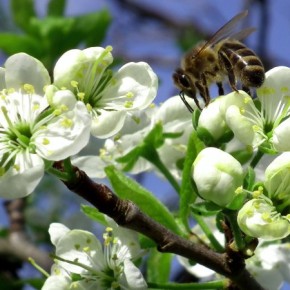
60, 165, 264, 290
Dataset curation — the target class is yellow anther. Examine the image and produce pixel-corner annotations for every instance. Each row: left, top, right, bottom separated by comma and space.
23, 84, 35, 94
71, 81, 79, 88
124, 101, 133, 108
262, 212, 272, 222
32, 104, 40, 111
42, 138, 50, 145
86, 103, 92, 112
235, 186, 243, 194
246, 209, 254, 217
252, 125, 260, 132
77, 92, 85, 101
13, 164, 20, 172
126, 92, 134, 98
281, 87, 289, 93
243, 96, 251, 104
60, 117, 73, 128
53, 109, 62, 116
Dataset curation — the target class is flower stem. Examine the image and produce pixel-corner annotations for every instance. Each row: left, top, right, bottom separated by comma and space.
250, 150, 264, 168
143, 148, 180, 194
193, 213, 224, 253
223, 209, 245, 250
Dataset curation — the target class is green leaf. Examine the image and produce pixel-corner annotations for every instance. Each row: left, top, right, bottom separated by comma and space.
75, 10, 111, 46
81, 205, 107, 226
11, 0, 36, 33
47, 0, 66, 16
179, 131, 204, 230
0, 33, 40, 56
105, 165, 182, 235
190, 201, 221, 216
144, 122, 164, 148
147, 248, 172, 283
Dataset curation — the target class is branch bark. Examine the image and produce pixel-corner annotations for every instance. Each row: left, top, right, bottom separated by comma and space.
61, 166, 264, 290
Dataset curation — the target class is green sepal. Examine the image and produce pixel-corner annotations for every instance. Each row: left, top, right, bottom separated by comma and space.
179, 131, 205, 230
190, 201, 221, 216
230, 148, 253, 165
196, 126, 215, 146
192, 108, 201, 129
243, 166, 256, 191
226, 191, 247, 210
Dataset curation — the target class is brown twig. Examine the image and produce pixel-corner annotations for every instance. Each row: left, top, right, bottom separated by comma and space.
59, 165, 265, 290
2, 198, 52, 271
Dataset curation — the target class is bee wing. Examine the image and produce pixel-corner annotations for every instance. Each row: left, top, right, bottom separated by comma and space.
230, 27, 256, 41
195, 10, 249, 57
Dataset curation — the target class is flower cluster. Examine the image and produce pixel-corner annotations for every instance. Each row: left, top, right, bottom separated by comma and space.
0, 47, 157, 199
42, 220, 147, 290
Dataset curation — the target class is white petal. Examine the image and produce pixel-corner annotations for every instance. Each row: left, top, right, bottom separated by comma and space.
72, 156, 107, 179
49, 223, 70, 246
101, 62, 158, 111
121, 259, 147, 289
272, 119, 290, 152
54, 47, 113, 89
225, 105, 256, 146
0, 151, 44, 199
42, 275, 71, 290
91, 109, 127, 138
257, 66, 290, 121
55, 229, 104, 274
4, 53, 50, 94
34, 102, 91, 160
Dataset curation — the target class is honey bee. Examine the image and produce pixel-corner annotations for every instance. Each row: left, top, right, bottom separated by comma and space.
173, 10, 265, 112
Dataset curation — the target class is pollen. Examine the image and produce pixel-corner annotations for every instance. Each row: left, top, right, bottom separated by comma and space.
126, 92, 134, 98
60, 117, 73, 128
243, 96, 251, 104
83, 246, 90, 253
252, 125, 260, 132
239, 107, 245, 114
13, 164, 20, 172
124, 101, 133, 108
281, 87, 289, 93
77, 92, 85, 101
42, 138, 50, 145
235, 186, 243, 194
32, 103, 40, 111
262, 212, 272, 223
23, 84, 35, 94
86, 103, 92, 112
71, 81, 79, 88
246, 209, 254, 217
258, 87, 275, 95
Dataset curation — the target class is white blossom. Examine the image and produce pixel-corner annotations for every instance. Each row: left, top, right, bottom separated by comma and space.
51, 46, 158, 139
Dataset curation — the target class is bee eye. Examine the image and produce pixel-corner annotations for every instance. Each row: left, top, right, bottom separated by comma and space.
179, 74, 191, 88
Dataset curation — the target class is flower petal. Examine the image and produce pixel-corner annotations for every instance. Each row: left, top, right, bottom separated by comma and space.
4, 53, 51, 94
101, 62, 158, 111
0, 151, 44, 199
91, 109, 127, 139
49, 223, 71, 246
34, 102, 91, 160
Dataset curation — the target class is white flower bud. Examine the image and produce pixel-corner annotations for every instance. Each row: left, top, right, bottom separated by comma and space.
192, 147, 243, 207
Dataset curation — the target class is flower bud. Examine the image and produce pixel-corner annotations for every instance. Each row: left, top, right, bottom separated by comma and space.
237, 199, 290, 240
197, 98, 229, 144
192, 147, 243, 207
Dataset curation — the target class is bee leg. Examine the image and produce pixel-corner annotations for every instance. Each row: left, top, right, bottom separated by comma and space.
179, 91, 195, 113
218, 50, 238, 92
196, 76, 210, 107
217, 82, 224, 95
